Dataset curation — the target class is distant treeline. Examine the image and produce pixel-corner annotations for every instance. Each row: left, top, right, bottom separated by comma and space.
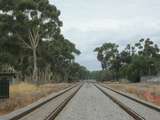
0, 0, 89, 83
93, 38, 160, 82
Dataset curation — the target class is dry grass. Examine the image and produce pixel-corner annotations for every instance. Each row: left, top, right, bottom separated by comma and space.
0, 82, 71, 115
105, 82, 160, 106
10, 83, 39, 96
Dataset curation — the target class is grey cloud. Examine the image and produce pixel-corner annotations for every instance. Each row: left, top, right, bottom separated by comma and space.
64, 27, 160, 70
51, 0, 160, 70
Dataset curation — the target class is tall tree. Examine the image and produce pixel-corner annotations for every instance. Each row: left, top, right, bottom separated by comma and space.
94, 43, 119, 80
94, 43, 119, 70
0, 0, 62, 82
18, 28, 40, 82
94, 39, 160, 82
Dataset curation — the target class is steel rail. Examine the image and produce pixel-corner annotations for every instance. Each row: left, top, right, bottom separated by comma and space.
99, 83, 160, 112
95, 84, 145, 120
44, 83, 83, 120
1, 83, 81, 120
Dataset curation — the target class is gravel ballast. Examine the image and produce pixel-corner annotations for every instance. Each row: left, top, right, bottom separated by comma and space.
98, 84, 160, 120
55, 83, 134, 120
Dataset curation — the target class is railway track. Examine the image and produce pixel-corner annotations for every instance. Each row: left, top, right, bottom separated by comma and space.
95, 84, 145, 120
54, 83, 135, 120
95, 83, 160, 120
0, 83, 82, 120
1, 82, 160, 120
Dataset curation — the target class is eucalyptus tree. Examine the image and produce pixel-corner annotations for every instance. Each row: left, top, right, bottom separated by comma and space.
119, 39, 160, 82
94, 43, 120, 80
94, 39, 160, 82
67, 62, 89, 81
0, 0, 89, 83
94, 43, 119, 70
0, 0, 62, 82
46, 35, 80, 81
134, 38, 160, 75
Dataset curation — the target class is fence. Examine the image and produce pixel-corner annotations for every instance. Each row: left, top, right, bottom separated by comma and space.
141, 75, 160, 83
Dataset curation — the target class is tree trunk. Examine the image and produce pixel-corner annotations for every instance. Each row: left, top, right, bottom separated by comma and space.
33, 48, 38, 83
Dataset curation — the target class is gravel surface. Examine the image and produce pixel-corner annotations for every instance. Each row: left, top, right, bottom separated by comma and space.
55, 83, 134, 120
98, 84, 160, 120
18, 86, 80, 120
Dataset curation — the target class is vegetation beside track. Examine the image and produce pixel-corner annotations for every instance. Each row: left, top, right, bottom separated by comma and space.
0, 0, 89, 83
0, 82, 71, 115
105, 83, 160, 106
92, 38, 160, 83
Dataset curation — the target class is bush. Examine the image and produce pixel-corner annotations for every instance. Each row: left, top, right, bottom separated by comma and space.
126, 64, 140, 83
97, 70, 113, 81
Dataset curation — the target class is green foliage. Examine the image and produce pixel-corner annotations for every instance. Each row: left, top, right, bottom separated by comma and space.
0, 0, 88, 83
94, 38, 160, 82
94, 43, 119, 70
125, 64, 140, 83
67, 63, 89, 82
94, 43, 120, 80
89, 70, 113, 81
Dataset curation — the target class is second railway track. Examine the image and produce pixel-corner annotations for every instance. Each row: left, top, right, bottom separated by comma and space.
1, 82, 160, 120
95, 83, 160, 120
95, 84, 145, 120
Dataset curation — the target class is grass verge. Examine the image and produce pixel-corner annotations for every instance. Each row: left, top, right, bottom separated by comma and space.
0, 82, 71, 115
104, 82, 160, 106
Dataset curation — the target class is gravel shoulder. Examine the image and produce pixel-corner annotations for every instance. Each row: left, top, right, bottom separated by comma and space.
55, 83, 134, 120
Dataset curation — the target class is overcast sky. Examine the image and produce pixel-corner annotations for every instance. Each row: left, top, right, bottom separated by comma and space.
50, 0, 160, 70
